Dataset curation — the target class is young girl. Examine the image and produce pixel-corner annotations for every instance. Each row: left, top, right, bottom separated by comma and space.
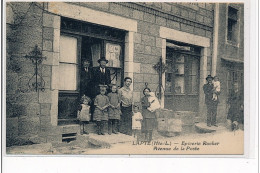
93, 85, 110, 135
77, 95, 91, 135
132, 104, 143, 142
212, 76, 220, 101
141, 88, 156, 142
107, 84, 121, 135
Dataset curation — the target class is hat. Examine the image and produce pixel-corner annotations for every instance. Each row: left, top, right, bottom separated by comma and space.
206, 75, 213, 80
97, 57, 108, 64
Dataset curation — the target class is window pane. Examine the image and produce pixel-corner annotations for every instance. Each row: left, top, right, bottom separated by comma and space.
60, 35, 77, 63
165, 73, 172, 92
91, 44, 101, 67
187, 57, 199, 94
106, 43, 121, 67
189, 75, 198, 94
59, 63, 77, 90
174, 76, 185, 94
175, 64, 185, 75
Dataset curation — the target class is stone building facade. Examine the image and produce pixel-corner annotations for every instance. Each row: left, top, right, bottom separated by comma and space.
5, 2, 243, 146
213, 3, 244, 123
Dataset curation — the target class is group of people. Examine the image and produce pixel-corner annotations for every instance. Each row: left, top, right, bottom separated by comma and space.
203, 75, 244, 130
77, 57, 161, 142
78, 55, 243, 142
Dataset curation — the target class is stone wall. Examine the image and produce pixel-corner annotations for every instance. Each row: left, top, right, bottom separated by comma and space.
216, 4, 244, 124
6, 2, 62, 146
6, 2, 215, 146
69, 2, 214, 101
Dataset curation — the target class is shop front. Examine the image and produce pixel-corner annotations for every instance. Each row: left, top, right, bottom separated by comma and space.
57, 17, 126, 124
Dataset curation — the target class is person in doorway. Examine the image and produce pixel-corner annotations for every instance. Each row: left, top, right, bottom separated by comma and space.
80, 59, 95, 120
141, 88, 157, 142
93, 85, 110, 135
92, 57, 111, 96
107, 84, 121, 135
203, 75, 219, 127
80, 59, 93, 98
227, 82, 244, 131
118, 77, 133, 135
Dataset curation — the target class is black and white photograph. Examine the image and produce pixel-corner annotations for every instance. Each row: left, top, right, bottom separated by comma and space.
4, 1, 248, 155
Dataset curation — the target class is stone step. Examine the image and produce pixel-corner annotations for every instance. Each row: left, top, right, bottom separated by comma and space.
195, 123, 227, 133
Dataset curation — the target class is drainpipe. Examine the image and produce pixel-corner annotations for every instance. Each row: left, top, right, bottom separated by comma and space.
211, 3, 219, 76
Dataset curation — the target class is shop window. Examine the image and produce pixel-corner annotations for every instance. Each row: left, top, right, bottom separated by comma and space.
227, 6, 239, 43
165, 46, 200, 95
59, 35, 79, 90
227, 68, 244, 96
165, 43, 201, 112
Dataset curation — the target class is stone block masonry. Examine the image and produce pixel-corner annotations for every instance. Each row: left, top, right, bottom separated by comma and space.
5, 2, 64, 146
6, 2, 215, 146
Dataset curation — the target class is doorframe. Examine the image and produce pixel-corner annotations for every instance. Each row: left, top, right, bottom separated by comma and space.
160, 26, 210, 116
46, 2, 137, 126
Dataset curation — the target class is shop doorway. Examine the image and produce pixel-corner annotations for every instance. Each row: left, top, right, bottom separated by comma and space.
58, 17, 125, 125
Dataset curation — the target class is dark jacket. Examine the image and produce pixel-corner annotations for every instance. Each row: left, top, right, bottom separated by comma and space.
227, 90, 244, 123
203, 83, 214, 104
92, 67, 111, 86
80, 67, 93, 97
141, 96, 156, 119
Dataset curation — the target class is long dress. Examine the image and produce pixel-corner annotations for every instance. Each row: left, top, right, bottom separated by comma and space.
93, 94, 109, 121
107, 92, 121, 120
141, 96, 156, 132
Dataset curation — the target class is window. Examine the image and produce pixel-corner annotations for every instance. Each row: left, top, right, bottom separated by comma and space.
59, 35, 79, 91
227, 68, 243, 96
165, 47, 200, 95
227, 6, 239, 42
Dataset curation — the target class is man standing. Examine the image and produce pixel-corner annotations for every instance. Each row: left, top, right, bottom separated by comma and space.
118, 77, 133, 135
80, 59, 93, 98
92, 57, 111, 95
203, 75, 219, 127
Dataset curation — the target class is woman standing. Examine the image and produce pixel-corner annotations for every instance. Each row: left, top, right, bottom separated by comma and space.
141, 88, 156, 142
118, 77, 133, 135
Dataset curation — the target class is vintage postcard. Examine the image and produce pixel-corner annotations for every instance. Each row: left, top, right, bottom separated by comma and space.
4, 1, 248, 155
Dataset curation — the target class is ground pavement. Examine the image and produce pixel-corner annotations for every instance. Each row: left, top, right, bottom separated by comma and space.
6, 124, 244, 155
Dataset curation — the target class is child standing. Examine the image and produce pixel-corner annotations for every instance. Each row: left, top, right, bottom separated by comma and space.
132, 104, 143, 142
141, 88, 156, 142
107, 84, 121, 135
93, 85, 110, 135
77, 95, 91, 135
212, 76, 221, 101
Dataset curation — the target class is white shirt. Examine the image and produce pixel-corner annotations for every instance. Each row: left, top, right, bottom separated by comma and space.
100, 67, 105, 73
132, 112, 143, 130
